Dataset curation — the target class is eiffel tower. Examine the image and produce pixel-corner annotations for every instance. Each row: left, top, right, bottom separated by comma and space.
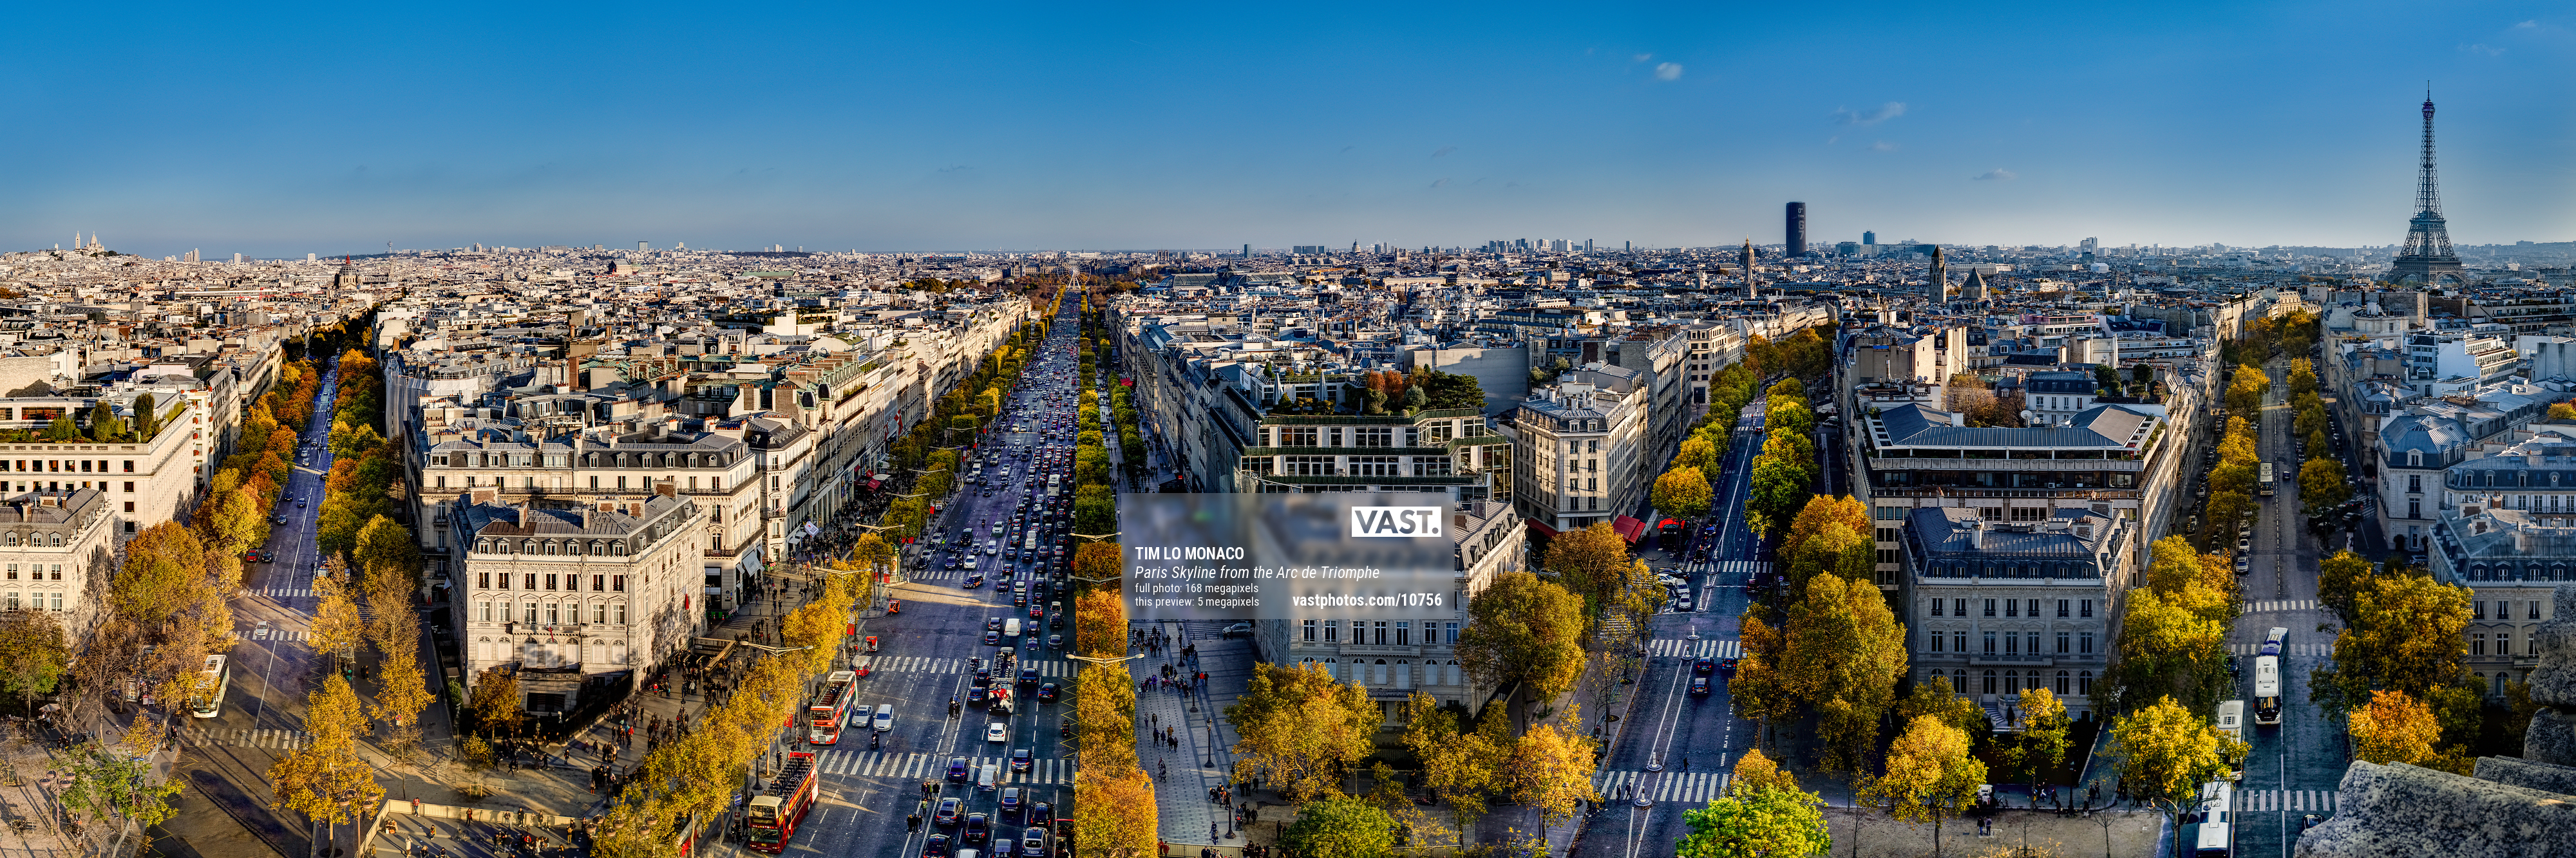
2389, 91, 2465, 285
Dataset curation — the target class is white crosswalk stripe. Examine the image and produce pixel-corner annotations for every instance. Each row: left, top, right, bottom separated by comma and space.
2228, 642, 2333, 657
1644, 639, 1742, 659
862, 657, 1072, 677
817, 752, 1072, 784
198, 728, 313, 750
1706, 561, 1772, 581
2235, 788, 2342, 814
2244, 599, 2319, 613
260, 588, 313, 599
1594, 770, 1734, 804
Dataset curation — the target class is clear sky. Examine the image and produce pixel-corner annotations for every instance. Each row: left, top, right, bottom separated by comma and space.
9, 1, 2573, 258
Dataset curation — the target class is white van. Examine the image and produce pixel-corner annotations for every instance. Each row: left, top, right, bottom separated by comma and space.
1004, 619, 1022, 637
976, 763, 1000, 792
871, 704, 895, 732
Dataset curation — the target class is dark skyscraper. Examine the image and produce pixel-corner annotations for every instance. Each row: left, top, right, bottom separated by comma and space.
1862, 230, 1876, 245
2390, 92, 2464, 285
1785, 201, 1808, 256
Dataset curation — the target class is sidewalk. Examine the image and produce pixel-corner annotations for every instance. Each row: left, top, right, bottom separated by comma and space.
1127, 622, 1253, 848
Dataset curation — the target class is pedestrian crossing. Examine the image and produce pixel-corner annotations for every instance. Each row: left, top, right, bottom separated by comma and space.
245, 626, 309, 642
811, 751, 1072, 784
2236, 788, 2342, 813
862, 656, 1075, 678
1594, 770, 1734, 804
257, 588, 313, 599
193, 728, 314, 751
1703, 561, 1772, 581
2244, 599, 2318, 613
1643, 639, 1742, 659
2228, 642, 2333, 657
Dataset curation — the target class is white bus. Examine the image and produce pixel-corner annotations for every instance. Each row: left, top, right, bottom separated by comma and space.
2214, 700, 2246, 781
189, 655, 231, 718
2257, 463, 2275, 497
2251, 656, 2281, 726
2176, 780, 2234, 858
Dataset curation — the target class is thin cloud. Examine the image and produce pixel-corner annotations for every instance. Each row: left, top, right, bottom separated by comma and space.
1973, 168, 2016, 182
1633, 53, 1653, 62
1429, 178, 1449, 189
1432, 145, 1457, 158
2515, 19, 2538, 28
1833, 102, 1908, 126
1654, 62, 1683, 81
1870, 141, 1897, 152
2460, 42, 2505, 55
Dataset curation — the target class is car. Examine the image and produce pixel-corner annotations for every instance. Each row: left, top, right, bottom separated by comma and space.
964, 573, 985, 588
988, 617, 1005, 631
1021, 827, 1048, 857
1692, 657, 1716, 676
1045, 634, 1062, 649
1222, 622, 1253, 638
1674, 595, 1695, 612
274, 516, 289, 525
963, 813, 990, 844
1036, 683, 1057, 703
2233, 555, 2251, 575
983, 631, 1001, 646
1000, 787, 1023, 818
968, 686, 989, 704
935, 797, 964, 825
1029, 802, 1053, 828
1019, 667, 1038, 685
1689, 676, 1712, 696
987, 722, 1009, 743
1718, 657, 1739, 677
296, 500, 306, 508
1010, 748, 1032, 772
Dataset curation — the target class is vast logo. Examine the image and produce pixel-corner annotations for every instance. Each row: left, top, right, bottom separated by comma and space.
1350, 507, 1444, 537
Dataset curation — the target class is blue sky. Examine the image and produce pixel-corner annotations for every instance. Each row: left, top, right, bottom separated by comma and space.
9, 2, 2574, 257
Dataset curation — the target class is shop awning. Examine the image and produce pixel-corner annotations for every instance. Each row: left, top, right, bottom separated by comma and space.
1524, 518, 1559, 538
867, 479, 883, 489
1612, 516, 1648, 542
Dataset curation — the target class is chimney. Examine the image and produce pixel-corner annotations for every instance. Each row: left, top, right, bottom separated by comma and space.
654, 481, 677, 499
471, 488, 498, 506
1968, 519, 1986, 550
1950, 411, 1967, 427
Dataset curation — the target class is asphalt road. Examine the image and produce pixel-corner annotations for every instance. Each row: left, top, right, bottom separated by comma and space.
1574, 400, 1768, 858
2228, 357, 2346, 858
775, 304, 1082, 858
162, 355, 345, 858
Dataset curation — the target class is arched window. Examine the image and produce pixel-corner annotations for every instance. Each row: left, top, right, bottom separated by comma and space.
2056, 670, 2071, 695
2077, 671, 2094, 696
1981, 669, 1997, 695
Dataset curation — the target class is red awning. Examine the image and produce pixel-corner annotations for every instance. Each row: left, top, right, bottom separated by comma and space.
1658, 518, 1684, 529
866, 479, 883, 489
1524, 518, 1559, 538
1612, 516, 1648, 542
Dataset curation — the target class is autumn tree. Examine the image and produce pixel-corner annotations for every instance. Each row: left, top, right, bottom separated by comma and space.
1680, 751, 1828, 858
2347, 689, 2459, 772
0, 610, 70, 715
1072, 763, 1159, 858
1996, 687, 2071, 808
1455, 571, 1587, 704
1074, 662, 1139, 772
1732, 605, 1798, 751
2300, 458, 2351, 518
270, 673, 384, 827
2311, 570, 2470, 712
1653, 467, 1714, 521
1225, 662, 1379, 803
1779, 574, 1909, 773
1541, 522, 1633, 611
1895, 680, 1990, 754
1501, 707, 1600, 833
1399, 693, 1503, 839
1778, 495, 1872, 564
1861, 715, 1986, 858
1745, 454, 1814, 539
2109, 696, 2244, 827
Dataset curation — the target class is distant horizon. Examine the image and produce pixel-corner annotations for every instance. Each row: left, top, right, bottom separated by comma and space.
8, 2, 2571, 256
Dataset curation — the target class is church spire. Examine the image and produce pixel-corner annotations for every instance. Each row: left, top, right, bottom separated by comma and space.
1926, 247, 1948, 304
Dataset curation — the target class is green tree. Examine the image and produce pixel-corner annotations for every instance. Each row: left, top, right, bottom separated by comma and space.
1652, 467, 1714, 521
135, 392, 160, 439
1678, 785, 1832, 858
2109, 696, 2243, 826
60, 741, 181, 834
1225, 662, 1380, 803
43, 415, 80, 442
2316, 550, 2374, 626
1455, 571, 1587, 703
1282, 796, 1396, 858
1745, 454, 1812, 539
1859, 715, 1986, 858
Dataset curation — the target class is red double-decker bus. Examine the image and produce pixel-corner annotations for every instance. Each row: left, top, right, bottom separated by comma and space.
746, 751, 819, 853
807, 670, 858, 745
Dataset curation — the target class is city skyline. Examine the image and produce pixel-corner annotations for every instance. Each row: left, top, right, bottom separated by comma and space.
8, 2, 2573, 257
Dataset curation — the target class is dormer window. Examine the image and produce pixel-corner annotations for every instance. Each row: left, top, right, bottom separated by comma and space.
2409, 450, 2424, 467
476, 539, 491, 554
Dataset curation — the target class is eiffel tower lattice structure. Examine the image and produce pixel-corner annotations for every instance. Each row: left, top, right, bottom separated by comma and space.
2390, 91, 2466, 286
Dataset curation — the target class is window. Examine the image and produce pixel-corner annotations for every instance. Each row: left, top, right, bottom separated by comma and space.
1445, 622, 1459, 644
1931, 631, 1944, 652
2078, 671, 2093, 696
614, 603, 627, 625
1302, 620, 1318, 642
594, 604, 607, 624
522, 602, 538, 623
1952, 631, 1966, 653
524, 574, 537, 590
2079, 632, 2094, 655
1395, 622, 1410, 646
1372, 621, 1388, 644
1930, 599, 1944, 617
1323, 620, 1339, 643
1950, 671, 1967, 694
1953, 599, 1967, 617
2028, 633, 2041, 656
2058, 631, 2071, 653
612, 575, 625, 592
2057, 599, 2070, 618
49, 593, 60, 611
1983, 631, 1998, 653
2409, 474, 2423, 492
1982, 669, 1997, 695
2472, 633, 2486, 656
2005, 600, 2018, 617
1983, 599, 1996, 617
2005, 633, 2018, 655
2079, 599, 2093, 618
545, 603, 559, 625
2533, 601, 2546, 620
2026, 599, 2040, 617
479, 601, 492, 622
2476, 601, 2487, 620
2003, 672, 2018, 694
